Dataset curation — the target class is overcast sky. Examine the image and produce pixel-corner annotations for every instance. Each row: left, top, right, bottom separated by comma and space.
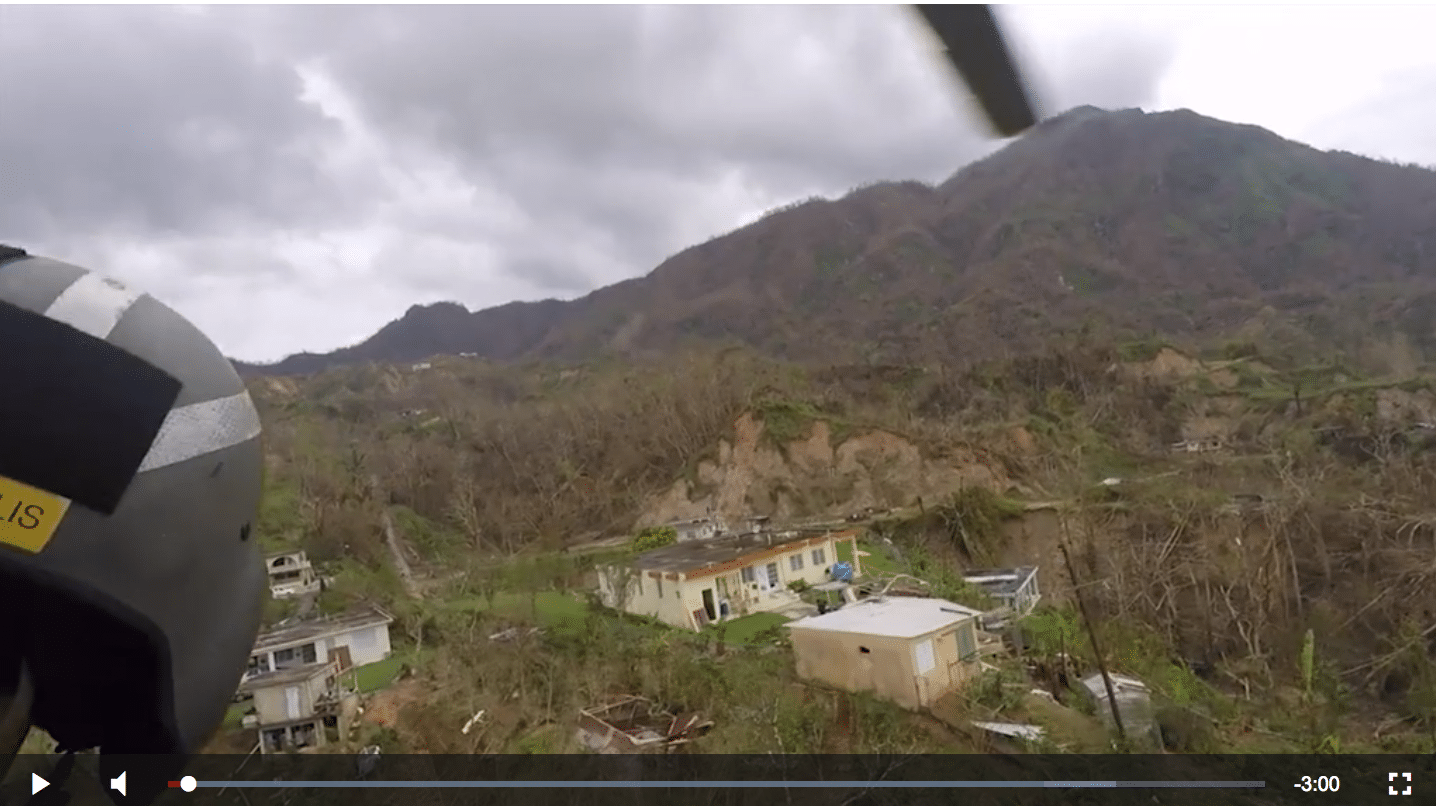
4, 4, 1435, 363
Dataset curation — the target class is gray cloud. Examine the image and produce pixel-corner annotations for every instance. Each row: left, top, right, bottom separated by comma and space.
0, 6, 345, 245
250, 4, 998, 288
1, 5, 1183, 361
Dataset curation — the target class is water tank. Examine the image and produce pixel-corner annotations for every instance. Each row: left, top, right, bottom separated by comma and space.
831, 562, 853, 582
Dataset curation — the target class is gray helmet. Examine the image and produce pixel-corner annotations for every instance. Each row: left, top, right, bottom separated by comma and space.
0, 246, 266, 798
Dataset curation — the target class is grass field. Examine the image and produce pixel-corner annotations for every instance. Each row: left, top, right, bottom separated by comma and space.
711, 612, 791, 646
354, 656, 405, 692
837, 539, 903, 576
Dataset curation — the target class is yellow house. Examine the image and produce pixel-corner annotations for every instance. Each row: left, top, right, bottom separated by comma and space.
597, 529, 862, 631
785, 596, 983, 710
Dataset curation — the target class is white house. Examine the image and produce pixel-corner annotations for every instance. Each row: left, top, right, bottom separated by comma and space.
247, 605, 393, 679
265, 550, 326, 599
596, 529, 862, 631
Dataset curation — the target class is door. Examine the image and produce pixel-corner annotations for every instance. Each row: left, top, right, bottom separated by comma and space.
332, 645, 353, 672
765, 563, 779, 589
701, 588, 717, 622
284, 686, 301, 720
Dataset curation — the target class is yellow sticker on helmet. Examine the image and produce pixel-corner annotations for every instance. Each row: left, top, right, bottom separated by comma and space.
0, 475, 71, 554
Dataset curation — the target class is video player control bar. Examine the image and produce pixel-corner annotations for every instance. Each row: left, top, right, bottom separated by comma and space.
169, 779, 1267, 789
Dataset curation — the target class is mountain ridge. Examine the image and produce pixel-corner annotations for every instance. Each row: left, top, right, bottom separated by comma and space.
236, 106, 1436, 377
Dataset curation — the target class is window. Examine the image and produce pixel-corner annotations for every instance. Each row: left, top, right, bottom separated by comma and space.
300, 643, 317, 663
956, 623, 976, 661
789, 553, 804, 572
811, 548, 825, 565
740, 566, 756, 583
914, 639, 936, 674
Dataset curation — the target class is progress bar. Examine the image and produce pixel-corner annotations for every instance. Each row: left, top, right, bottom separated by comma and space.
171, 780, 1266, 789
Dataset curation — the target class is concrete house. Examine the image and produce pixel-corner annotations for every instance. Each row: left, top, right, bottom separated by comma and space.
667, 516, 726, 543
1079, 672, 1161, 750
247, 605, 394, 679
963, 566, 1041, 618
239, 658, 359, 754
265, 550, 325, 599
785, 596, 984, 710
596, 529, 861, 631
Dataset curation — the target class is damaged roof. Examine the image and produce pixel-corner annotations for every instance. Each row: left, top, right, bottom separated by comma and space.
253, 604, 394, 653
239, 660, 334, 691
962, 566, 1037, 597
627, 529, 855, 574
786, 596, 982, 639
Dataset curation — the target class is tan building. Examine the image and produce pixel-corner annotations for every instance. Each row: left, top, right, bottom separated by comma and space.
596, 529, 862, 631
239, 658, 359, 754
785, 596, 984, 710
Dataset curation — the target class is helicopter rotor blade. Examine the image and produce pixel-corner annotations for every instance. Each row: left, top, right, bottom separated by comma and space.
913, 4, 1041, 137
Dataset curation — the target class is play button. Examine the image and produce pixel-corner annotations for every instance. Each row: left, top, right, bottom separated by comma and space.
31, 773, 48, 794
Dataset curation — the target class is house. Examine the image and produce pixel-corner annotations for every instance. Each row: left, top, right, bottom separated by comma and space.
247, 605, 394, 679
595, 529, 861, 631
963, 566, 1041, 622
784, 596, 984, 710
265, 550, 325, 599
239, 658, 359, 754
574, 695, 713, 753
667, 516, 726, 543
1078, 672, 1161, 750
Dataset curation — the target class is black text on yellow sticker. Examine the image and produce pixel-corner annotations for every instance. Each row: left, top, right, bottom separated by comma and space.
0, 475, 70, 553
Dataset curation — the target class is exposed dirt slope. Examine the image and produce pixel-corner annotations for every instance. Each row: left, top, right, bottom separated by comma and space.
639, 412, 1009, 526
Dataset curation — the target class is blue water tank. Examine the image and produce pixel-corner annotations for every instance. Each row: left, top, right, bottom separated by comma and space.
831, 562, 853, 582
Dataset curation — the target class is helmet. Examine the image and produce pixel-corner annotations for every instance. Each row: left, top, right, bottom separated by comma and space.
0, 246, 266, 800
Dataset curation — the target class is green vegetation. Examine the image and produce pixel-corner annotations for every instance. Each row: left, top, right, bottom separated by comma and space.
630, 525, 677, 553
354, 657, 405, 693
230, 338, 1436, 759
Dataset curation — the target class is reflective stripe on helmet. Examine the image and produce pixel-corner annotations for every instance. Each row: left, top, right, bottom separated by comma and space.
137, 391, 262, 474
43, 271, 144, 341
34, 264, 262, 473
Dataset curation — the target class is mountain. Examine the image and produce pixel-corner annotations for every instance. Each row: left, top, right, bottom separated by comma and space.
237, 106, 1436, 377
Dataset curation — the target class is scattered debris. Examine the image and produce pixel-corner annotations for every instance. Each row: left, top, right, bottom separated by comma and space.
461, 710, 487, 734
972, 721, 1044, 741
489, 626, 544, 642
575, 695, 713, 754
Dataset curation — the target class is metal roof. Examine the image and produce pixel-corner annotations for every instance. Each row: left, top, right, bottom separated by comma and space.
785, 596, 981, 639
239, 661, 333, 691
962, 566, 1037, 597
253, 604, 393, 653
628, 529, 853, 574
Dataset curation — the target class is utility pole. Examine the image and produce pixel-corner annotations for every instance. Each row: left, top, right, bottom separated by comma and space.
1059, 539, 1126, 745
